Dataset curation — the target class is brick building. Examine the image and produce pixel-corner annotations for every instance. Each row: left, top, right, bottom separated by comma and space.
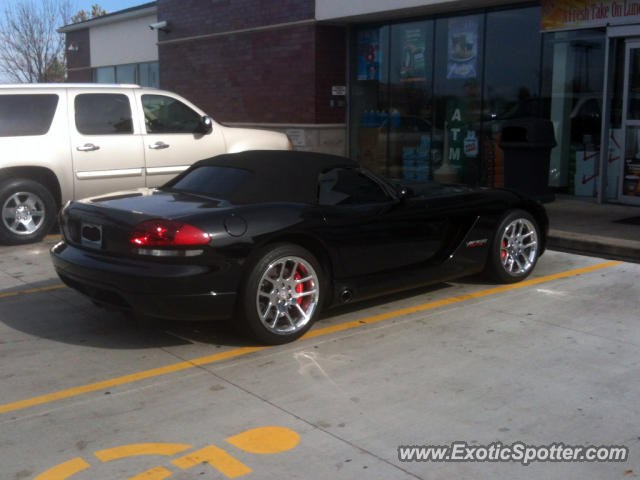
155, 0, 346, 156
61, 0, 640, 205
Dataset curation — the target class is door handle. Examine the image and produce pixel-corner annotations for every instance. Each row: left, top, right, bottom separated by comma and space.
149, 141, 170, 150
76, 143, 100, 152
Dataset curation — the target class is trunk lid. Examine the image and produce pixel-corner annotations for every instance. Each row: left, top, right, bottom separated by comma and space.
61, 188, 227, 254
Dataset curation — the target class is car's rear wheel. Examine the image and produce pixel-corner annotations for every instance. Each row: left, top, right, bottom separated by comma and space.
240, 244, 322, 345
0, 178, 56, 245
486, 209, 540, 283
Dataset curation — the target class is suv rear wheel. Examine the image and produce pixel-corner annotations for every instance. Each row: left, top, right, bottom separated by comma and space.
0, 178, 57, 245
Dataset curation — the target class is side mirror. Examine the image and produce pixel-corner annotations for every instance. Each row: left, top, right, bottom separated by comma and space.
398, 186, 413, 200
391, 186, 412, 205
196, 115, 213, 134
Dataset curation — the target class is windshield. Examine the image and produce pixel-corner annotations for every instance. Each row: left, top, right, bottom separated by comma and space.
163, 166, 252, 199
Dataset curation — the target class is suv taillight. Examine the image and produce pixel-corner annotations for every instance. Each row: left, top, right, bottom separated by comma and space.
130, 220, 210, 248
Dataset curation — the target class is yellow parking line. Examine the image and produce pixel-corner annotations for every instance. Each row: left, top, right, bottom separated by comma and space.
127, 466, 173, 480
95, 443, 192, 462
172, 445, 252, 478
302, 261, 622, 339
226, 426, 300, 454
0, 347, 265, 415
0, 261, 621, 416
0, 283, 66, 300
45, 234, 62, 241
33, 457, 90, 480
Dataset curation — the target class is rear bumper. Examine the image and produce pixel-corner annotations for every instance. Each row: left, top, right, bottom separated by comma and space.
51, 242, 236, 321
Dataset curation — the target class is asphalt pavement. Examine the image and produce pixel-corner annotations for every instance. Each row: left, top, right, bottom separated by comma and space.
0, 237, 638, 480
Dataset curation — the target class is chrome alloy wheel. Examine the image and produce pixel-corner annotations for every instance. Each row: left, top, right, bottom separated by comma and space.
256, 256, 319, 335
2, 192, 46, 236
500, 218, 538, 275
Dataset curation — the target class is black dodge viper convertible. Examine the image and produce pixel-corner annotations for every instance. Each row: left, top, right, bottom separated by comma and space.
51, 150, 547, 344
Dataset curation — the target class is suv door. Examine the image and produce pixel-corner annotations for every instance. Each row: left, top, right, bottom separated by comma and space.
136, 91, 226, 187
69, 89, 145, 199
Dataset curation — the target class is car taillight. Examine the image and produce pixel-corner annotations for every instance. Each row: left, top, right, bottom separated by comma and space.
130, 220, 210, 248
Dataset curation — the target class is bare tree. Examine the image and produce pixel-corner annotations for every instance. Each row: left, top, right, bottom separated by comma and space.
0, 0, 73, 83
72, 4, 106, 24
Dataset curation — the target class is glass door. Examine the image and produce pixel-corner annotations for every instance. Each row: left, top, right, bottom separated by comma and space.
620, 41, 640, 203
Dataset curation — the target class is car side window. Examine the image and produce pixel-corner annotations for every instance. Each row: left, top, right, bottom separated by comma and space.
142, 94, 202, 134
0, 94, 59, 137
318, 168, 390, 206
75, 93, 133, 135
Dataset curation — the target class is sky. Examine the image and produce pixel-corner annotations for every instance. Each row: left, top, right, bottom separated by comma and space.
75, 0, 147, 13
0, 0, 147, 17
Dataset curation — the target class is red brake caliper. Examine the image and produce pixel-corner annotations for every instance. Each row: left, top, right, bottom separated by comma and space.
294, 265, 307, 306
501, 240, 507, 261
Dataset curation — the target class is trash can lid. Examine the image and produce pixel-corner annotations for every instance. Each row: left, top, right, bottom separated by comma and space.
499, 117, 557, 148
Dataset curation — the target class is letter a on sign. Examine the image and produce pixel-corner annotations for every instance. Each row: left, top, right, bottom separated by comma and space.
451, 109, 462, 122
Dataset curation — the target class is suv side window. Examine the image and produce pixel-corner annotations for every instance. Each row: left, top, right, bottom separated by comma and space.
142, 94, 202, 134
318, 168, 390, 206
75, 93, 133, 135
0, 94, 59, 137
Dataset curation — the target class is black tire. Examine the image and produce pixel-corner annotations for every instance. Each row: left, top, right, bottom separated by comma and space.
239, 243, 323, 345
0, 178, 57, 245
485, 209, 540, 284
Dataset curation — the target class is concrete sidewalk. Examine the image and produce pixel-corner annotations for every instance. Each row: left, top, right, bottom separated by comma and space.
546, 195, 640, 262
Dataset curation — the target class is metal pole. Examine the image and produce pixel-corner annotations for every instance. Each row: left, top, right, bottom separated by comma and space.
597, 33, 613, 204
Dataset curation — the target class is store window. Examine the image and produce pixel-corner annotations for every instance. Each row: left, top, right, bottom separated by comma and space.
350, 25, 390, 175
388, 21, 435, 180
93, 62, 159, 87
116, 64, 137, 84
433, 15, 484, 185
483, 7, 543, 187
94, 66, 115, 83
139, 62, 159, 88
541, 29, 606, 196
350, 6, 545, 187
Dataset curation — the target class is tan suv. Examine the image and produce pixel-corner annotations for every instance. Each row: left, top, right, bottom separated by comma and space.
0, 83, 291, 244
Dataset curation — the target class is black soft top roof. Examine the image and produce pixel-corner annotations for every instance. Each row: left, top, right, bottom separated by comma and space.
167, 150, 359, 204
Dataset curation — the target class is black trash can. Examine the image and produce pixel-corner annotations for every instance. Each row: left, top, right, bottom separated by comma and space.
499, 118, 557, 202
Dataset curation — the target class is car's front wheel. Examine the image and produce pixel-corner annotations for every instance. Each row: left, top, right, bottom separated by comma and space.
240, 244, 322, 345
0, 178, 57, 245
486, 209, 540, 283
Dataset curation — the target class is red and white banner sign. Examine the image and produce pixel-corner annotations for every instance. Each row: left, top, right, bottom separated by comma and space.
542, 0, 640, 31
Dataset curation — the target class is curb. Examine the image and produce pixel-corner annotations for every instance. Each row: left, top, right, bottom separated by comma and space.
547, 229, 640, 263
